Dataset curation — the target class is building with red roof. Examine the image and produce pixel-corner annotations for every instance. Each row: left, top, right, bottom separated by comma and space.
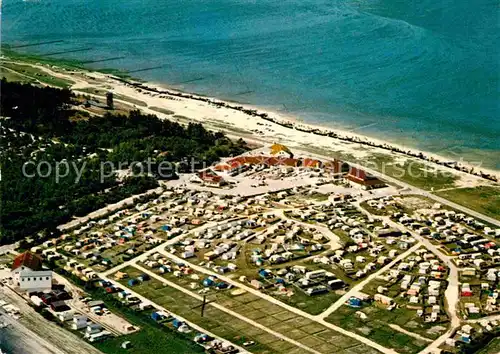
11, 251, 52, 292
213, 159, 250, 176
215, 155, 301, 170
302, 158, 322, 169
213, 152, 354, 179
345, 167, 385, 190
266, 157, 300, 167
190, 170, 226, 187
12, 251, 42, 272
324, 160, 350, 174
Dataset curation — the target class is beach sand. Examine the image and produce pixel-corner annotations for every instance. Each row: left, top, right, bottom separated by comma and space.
5, 58, 499, 187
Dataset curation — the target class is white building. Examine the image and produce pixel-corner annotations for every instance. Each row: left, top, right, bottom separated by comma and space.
11, 251, 52, 292
72, 315, 88, 330
19, 270, 52, 291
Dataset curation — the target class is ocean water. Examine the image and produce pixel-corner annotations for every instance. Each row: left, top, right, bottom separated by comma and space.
2, 0, 499, 169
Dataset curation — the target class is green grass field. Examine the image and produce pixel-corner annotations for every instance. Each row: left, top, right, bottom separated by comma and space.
74, 87, 109, 96
270, 287, 341, 316
118, 265, 375, 353
0, 66, 36, 83
435, 186, 500, 221
364, 154, 459, 191
93, 311, 204, 354
64, 278, 206, 353
149, 106, 175, 115
326, 305, 430, 354
114, 94, 147, 107
477, 337, 500, 354
117, 266, 281, 353
1, 62, 74, 88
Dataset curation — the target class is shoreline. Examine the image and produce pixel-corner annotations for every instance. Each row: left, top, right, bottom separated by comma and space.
1, 50, 499, 182
108, 75, 499, 182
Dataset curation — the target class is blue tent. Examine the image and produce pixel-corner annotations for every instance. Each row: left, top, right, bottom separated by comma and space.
258, 269, 270, 278
160, 225, 171, 231
151, 312, 163, 321
348, 297, 362, 308
202, 278, 214, 287
216, 282, 228, 289
128, 279, 138, 286
172, 319, 183, 328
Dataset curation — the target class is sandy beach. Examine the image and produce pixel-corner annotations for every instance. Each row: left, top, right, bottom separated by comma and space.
4, 58, 500, 186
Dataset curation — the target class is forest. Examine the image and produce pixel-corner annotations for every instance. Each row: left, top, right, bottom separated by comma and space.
0, 79, 247, 244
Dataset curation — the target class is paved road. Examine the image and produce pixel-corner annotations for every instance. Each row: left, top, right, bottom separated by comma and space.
133, 264, 322, 354
276, 209, 343, 250
0, 286, 102, 354
0, 310, 66, 354
389, 324, 432, 343
295, 148, 500, 227
101, 221, 219, 277
58, 187, 163, 232
377, 217, 461, 354
0, 244, 16, 255
318, 242, 422, 320
96, 206, 396, 353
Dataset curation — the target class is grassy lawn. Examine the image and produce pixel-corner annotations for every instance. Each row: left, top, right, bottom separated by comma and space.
326, 305, 429, 354
120, 265, 362, 353
93, 309, 204, 354
117, 266, 282, 353
1, 62, 74, 88
0, 66, 36, 83
363, 154, 459, 191
477, 337, 500, 354
299, 147, 458, 191
114, 94, 147, 107
149, 106, 175, 115
74, 87, 109, 96
271, 288, 341, 316
435, 186, 500, 221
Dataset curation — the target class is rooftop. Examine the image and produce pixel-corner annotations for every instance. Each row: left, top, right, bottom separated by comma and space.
12, 251, 43, 271
270, 143, 292, 155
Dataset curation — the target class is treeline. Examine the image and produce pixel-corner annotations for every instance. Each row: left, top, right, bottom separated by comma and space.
0, 80, 247, 244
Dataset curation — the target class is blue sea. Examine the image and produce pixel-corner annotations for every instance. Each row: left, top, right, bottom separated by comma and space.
2, 0, 499, 169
